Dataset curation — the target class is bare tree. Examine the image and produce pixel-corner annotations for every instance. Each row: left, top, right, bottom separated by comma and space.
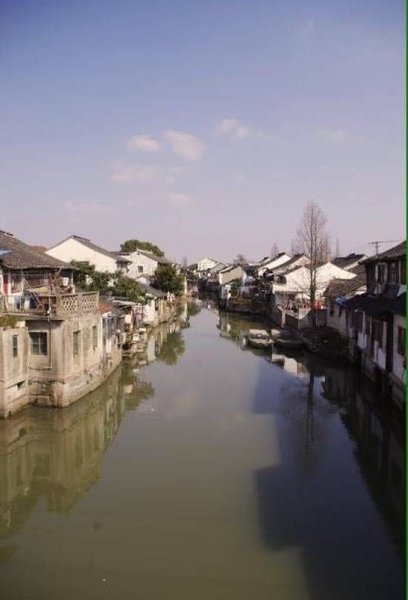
295, 201, 329, 324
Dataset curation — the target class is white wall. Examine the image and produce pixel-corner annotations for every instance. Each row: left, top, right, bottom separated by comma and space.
47, 238, 118, 273
121, 251, 159, 278
218, 266, 244, 285
197, 257, 218, 272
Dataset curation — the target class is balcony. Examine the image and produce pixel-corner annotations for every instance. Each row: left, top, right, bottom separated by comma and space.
0, 291, 100, 318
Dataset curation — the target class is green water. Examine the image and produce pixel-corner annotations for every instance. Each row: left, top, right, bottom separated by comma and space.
0, 305, 404, 599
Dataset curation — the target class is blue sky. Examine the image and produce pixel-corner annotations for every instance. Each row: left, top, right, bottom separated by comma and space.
0, 0, 404, 263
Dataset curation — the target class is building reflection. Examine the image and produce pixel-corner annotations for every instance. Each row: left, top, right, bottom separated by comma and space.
321, 366, 404, 553
0, 315, 188, 551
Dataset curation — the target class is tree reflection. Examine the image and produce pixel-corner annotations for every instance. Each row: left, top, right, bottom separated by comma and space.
157, 332, 186, 365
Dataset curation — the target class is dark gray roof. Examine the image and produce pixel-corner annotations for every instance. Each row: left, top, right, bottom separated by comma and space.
364, 241, 405, 263
345, 291, 405, 317
140, 284, 167, 298
0, 231, 71, 270
324, 267, 366, 299
273, 253, 307, 272
332, 253, 366, 269
137, 249, 171, 264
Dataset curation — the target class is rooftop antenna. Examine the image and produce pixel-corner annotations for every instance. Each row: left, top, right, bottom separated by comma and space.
368, 240, 399, 255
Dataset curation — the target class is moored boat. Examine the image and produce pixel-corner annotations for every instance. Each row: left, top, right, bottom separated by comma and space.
247, 329, 273, 349
274, 336, 304, 350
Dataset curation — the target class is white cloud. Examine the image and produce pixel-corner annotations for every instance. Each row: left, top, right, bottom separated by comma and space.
216, 118, 252, 140
111, 162, 159, 183
127, 134, 161, 153
65, 201, 109, 214
315, 129, 347, 143
165, 130, 205, 161
167, 193, 194, 206
216, 117, 267, 140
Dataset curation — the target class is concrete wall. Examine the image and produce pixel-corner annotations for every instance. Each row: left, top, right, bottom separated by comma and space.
327, 302, 348, 336
47, 238, 118, 273
0, 325, 29, 418
27, 312, 121, 409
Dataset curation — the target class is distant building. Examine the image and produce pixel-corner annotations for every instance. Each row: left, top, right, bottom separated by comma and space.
257, 253, 291, 277
118, 248, 172, 279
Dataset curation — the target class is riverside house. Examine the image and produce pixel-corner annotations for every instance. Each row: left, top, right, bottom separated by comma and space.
345, 242, 406, 407
46, 235, 131, 274
0, 232, 122, 418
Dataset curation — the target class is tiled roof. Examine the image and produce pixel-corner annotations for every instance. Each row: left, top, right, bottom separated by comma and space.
345, 291, 405, 317
0, 231, 71, 270
332, 253, 366, 269
324, 264, 366, 298
364, 241, 405, 263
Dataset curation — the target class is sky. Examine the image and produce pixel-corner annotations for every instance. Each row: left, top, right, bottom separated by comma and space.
0, 0, 404, 263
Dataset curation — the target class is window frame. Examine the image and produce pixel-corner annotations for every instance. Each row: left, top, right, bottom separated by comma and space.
30, 332, 48, 356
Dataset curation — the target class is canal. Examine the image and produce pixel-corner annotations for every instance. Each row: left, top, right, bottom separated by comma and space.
0, 303, 404, 600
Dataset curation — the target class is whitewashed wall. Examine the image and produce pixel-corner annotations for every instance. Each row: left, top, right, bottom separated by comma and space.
47, 238, 118, 273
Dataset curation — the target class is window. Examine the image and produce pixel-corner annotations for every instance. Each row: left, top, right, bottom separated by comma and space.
365, 315, 370, 336
355, 312, 363, 332
30, 332, 47, 355
377, 263, 386, 284
389, 262, 398, 284
12, 335, 18, 358
138, 265, 144, 273
73, 331, 80, 357
397, 327, 405, 356
92, 325, 98, 350
373, 320, 383, 348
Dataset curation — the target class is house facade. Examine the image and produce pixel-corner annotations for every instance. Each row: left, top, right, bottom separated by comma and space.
345, 242, 406, 407
0, 233, 123, 418
119, 249, 171, 279
46, 235, 130, 274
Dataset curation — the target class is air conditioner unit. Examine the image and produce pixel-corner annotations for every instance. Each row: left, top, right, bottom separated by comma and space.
60, 277, 69, 287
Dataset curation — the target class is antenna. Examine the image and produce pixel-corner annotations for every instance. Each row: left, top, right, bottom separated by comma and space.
368, 240, 399, 255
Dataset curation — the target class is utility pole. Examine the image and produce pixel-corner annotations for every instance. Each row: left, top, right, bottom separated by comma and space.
369, 240, 399, 255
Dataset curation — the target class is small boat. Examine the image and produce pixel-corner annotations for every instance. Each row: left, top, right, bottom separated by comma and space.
274, 336, 304, 350
247, 329, 273, 349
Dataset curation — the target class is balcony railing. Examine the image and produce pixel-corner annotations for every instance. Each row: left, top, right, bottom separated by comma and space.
0, 292, 100, 317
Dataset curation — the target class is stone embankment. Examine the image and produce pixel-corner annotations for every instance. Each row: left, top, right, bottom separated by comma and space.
298, 326, 350, 363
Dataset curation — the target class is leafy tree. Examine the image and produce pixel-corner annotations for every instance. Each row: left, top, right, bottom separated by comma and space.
71, 260, 146, 303
112, 273, 147, 303
120, 239, 165, 257
233, 253, 246, 265
153, 264, 185, 295
71, 261, 111, 294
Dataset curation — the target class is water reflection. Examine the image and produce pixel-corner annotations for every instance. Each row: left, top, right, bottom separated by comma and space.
0, 306, 403, 600
218, 310, 403, 599
0, 312, 190, 564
